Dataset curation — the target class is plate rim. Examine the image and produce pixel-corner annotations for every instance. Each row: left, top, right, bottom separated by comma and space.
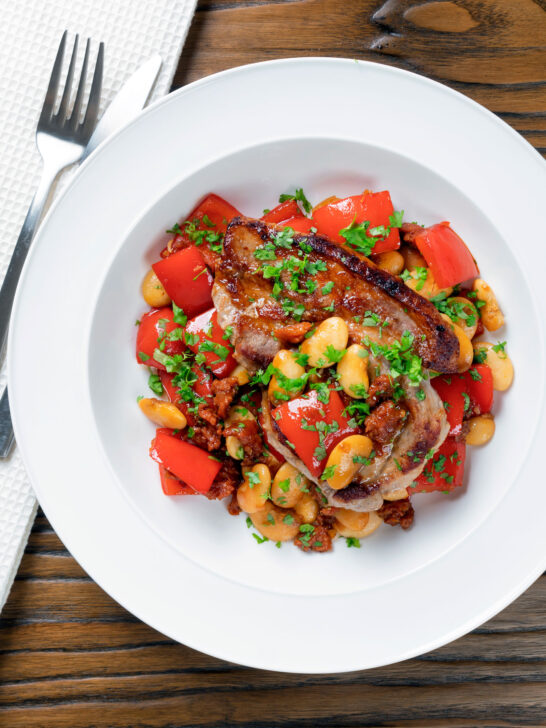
8, 57, 546, 673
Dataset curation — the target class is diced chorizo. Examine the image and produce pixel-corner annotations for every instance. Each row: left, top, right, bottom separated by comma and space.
276, 322, 313, 345
377, 498, 414, 529
367, 374, 394, 408
294, 511, 335, 553
211, 377, 238, 419
206, 457, 241, 501
365, 400, 407, 445
224, 418, 264, 465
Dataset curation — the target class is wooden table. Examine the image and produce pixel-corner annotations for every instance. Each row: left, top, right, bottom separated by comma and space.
2, 1, 545, 725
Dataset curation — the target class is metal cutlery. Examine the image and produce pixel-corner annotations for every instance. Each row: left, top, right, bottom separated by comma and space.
0, 38, 163, 458
0, 31, 104, 457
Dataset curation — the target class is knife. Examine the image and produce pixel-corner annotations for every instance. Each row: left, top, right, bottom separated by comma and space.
0, 54, 163, 458
81, 54, 162, 162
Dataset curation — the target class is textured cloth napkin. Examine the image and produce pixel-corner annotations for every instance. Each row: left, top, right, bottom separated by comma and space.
0, 0, 197, 610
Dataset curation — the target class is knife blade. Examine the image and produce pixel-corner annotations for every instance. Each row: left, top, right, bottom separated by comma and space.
81, 54, 162, 162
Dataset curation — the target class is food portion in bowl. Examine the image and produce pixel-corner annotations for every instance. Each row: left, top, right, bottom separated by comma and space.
135, 188, 513, 552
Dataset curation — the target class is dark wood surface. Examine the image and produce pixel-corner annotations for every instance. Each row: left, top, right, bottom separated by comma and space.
2, 1, 545, 725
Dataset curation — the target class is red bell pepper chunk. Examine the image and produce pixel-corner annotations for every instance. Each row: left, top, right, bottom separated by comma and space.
411, 222, 479, 289
461, 364, 494, 415
312, 190, 400, 254
188, 193, 240, 230
152, 246, 213, 318
262, 199, 300, 223
159, 367, 213, 426
431, 374, 467, 437
150, 429, 222, 493
159, 465, 196, 495
272, 389, 359, 478
136, 307, 185, 370
432, 364, 493, 434
185, 308, 237, 378
279, 216, 316, 234
412, 437, 466, 493
160, 194, 241, 265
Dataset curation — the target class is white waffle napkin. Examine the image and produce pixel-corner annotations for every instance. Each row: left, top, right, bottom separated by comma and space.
0, 0, 197, 610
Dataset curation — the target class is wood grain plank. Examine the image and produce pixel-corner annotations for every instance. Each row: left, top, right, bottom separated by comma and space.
1, 581, 128, 621
2, 2, 546, 727
1, 657, 545, 706
1, 682, 545, 727
16, 553, 89, 579
174, 0, 546, 117
25, 530, 70, 555
1, 631, 544, 685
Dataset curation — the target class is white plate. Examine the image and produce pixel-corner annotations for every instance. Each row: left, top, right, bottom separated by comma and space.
9, 58, 546, 673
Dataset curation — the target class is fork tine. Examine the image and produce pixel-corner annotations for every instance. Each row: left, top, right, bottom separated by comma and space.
81, 42, 104, 135
56, 34, 78, 125
68, 38, 90, 130
39, 30, 67, 124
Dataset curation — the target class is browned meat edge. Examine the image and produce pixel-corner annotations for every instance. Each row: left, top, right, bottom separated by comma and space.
218, 217, 460, 373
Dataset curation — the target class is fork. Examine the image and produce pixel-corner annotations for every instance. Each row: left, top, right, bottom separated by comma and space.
0, 31, 104, 457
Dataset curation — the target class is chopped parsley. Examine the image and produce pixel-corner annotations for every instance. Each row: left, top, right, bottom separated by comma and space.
430, 293, 478, 328
321, 281, 334, 295
352, 451, 375, 466
148, 373, 163, 395
346, 537, 361, 548
339, 219, 377, 256
322, 464, 337, 479
414, 266, 428, 291
279, 188, 313, 214
474, 347, 488, 364
184, 331, 199, 346
172, 303, 187, 326
252, 533, 268, 544
344, 399, 371, 427
364, 331, 425, 386
324, 345, 347, 364
310, 381, 331, 404
247, 471, 261, 488
492, 341, 507, 358
298, 523, 315, 546
198, 340, 230, 361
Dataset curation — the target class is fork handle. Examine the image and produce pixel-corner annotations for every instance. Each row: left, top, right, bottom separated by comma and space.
0, 161, 63, 363
0, 388, 14, 457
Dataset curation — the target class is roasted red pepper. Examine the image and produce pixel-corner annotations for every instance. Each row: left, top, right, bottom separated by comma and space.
136, 307, 185, 370
279, 216, 316, 234
172, 193, 240, 239
150, 428, 222, 493
184, 308, 237, 378
432, 364, 493, 434
261, 199, 300, 223
312, 190, 400, 254
152, 246, 213, 318
411, 222, 479, 289
272, 389, 359, 478
159, 366, 213, 426
463, 364, 493, 415
431, 375, 467, 436
159, 465, 196, 495
413, 437, 466, 493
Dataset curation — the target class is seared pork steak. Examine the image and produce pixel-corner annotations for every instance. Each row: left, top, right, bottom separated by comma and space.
213, 217, 460, 374
212, 217, 456, 510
